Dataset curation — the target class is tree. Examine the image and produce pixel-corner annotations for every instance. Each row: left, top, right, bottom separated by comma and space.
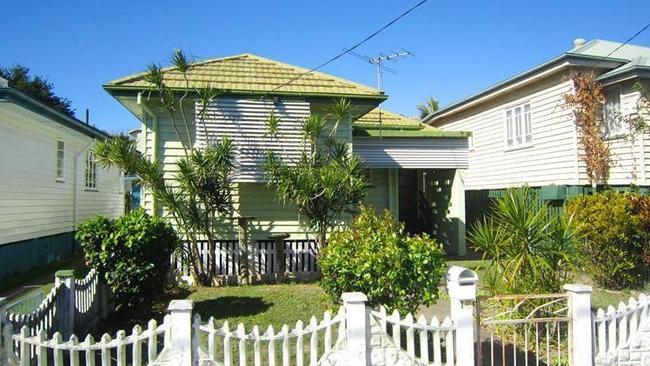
0, 65, 75, 117
562, 73, 610, 186
416, 97, 440, 119
94, 50, 234, 285
264, 99, 368, 247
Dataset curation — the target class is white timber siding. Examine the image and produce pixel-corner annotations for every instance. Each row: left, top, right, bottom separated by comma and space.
435, 74, 579, 190
195, 98, 311, 182
584, 81, 650, 186
0, 103, 124, 245
353, 137, 469, 169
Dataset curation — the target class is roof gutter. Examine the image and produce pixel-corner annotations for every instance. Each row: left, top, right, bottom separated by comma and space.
103, 85, 388, 101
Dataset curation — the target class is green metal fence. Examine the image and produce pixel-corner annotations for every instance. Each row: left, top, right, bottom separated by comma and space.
465, 185, 650, 230
0, 231, 76, 281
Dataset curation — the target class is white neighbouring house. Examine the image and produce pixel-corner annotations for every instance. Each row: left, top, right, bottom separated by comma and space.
0, 78, 125, 280
423, 39, 650, 225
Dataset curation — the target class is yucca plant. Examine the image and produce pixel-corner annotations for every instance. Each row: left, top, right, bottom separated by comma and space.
470, 187, 577, 294
264, 99, 368, 247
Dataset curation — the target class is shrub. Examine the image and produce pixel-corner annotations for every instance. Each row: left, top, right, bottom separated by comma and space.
566, 191, 647, 289
319, 206, 446, 314
470, 187, 576, 294
76, 209, 178, 308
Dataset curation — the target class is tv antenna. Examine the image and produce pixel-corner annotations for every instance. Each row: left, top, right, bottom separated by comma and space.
343, 48, 413, 91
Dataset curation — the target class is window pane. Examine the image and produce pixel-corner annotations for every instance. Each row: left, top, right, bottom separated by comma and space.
524, 104, 532, 142
56, 140, 64, 179
506, 110, 513, 145
514, 107, 522, 143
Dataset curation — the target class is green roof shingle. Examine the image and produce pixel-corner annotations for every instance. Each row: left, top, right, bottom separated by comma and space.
105, 53, 386, 100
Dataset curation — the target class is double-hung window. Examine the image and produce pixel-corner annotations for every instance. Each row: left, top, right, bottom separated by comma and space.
603, 88, 624, 138
56, 140, 65, 181
85, 151, 97, 189
505, 103, 532, 147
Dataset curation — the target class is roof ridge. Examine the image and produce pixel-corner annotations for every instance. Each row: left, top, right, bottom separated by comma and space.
107, 53, 252, 85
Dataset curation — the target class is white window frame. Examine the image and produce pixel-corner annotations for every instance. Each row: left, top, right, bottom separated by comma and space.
505, 102, 532, 148
56, 140, 65, 182
603, 87, 624, 139
85, 150, 98, 190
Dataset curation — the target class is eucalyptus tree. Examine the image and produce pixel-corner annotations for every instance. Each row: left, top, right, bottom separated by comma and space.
95, 50, 234, 285
264, 99, 368, 247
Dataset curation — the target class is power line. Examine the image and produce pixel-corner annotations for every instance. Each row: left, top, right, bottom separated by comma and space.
592, 21, 650, 67
268, 0, 429, 94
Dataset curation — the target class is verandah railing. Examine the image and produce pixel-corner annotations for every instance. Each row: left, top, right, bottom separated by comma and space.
173, 239, 319, 283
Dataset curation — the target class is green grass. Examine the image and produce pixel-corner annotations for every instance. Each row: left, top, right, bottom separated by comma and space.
94, 283, 335, 337
189, 283, 336, 328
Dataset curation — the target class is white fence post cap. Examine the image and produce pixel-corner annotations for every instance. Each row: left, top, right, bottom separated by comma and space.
563, 284, 593, 294
167, 300, 194, 312
341, 292, 367, 304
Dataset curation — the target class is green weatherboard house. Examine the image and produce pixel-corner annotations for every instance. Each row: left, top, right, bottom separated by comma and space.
105, 53, 470, 254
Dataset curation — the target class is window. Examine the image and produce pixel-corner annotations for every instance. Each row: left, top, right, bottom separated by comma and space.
603, 88, 624, 138
85, 151, 97, 189
505, 103, 532, 147
56, 140, 65, 181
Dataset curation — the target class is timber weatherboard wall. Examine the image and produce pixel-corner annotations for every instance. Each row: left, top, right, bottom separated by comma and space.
0, 96, 124, 279
137, 97, 357, 240
436, 74, 581, 190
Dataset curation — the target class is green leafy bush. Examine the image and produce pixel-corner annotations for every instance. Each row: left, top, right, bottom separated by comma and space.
470, 187, 576, 294
566, 191, 648, 289
319, 206, 446, 314
76, 209, 178, 308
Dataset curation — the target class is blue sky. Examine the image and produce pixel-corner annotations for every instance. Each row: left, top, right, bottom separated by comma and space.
2, 1, 649, 133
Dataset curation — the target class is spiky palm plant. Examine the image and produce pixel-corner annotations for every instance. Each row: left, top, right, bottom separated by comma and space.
264, 99, 368, 247
469, 187, 577, 294
417, 97, 440, 120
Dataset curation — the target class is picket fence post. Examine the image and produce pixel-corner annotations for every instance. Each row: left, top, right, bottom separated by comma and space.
342, 292, 371, 366
0, 297, 8, 364
55, 269, 75, 339
166, 300, 195, 366
564, 284, 594, 366
447, 266, 478, 366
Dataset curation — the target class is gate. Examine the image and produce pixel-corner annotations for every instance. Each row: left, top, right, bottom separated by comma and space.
476, 293, 572, 366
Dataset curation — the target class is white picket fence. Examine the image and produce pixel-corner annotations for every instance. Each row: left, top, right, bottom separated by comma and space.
593, 293, 650, 365
0, 269, 110, 341
371, 306, 456, 365
7, 265, 650, 365
7, 316, 169, 366
195, 307, 346, 365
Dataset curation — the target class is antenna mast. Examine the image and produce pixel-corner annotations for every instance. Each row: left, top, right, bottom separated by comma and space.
369, 50, 412, 91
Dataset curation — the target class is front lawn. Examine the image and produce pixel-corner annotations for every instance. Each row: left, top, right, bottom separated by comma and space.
95, 283, 335, 336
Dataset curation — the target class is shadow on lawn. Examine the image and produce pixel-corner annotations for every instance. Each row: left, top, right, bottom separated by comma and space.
194, 296, 272, 320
